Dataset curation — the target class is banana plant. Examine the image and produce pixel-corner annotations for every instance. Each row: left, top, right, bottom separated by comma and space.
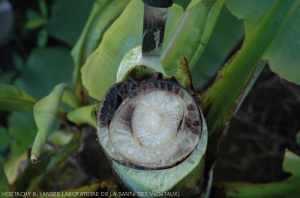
0, 0, 299, 197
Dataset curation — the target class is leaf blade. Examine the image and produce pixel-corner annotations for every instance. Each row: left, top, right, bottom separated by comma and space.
212, 149, 300, 198
8, 112, 38, 159
4, 152, 28, 184
296, 132, 300, 147
0, 162, 11, 193
15, 47, 74, 100
38, 0, 48, 18
71, 0, 129, 104
31, 83, 79, 162
0, 85, 36, 113
213, 178, 300, 198
191, 6, 244, 87
226, 0, 300, 85
81, 0, 183, 100
283, 150, 300, 176
25, 18, 47, 30
28, 131, 81, 192
67, 105, 95, 127
81, 0, 144, 100
46, 0, 95, 46
161, 0, 225, 72
202, 0, 300, 165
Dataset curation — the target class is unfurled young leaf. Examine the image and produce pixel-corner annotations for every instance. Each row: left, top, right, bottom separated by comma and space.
31, 84, 79, 163
0, 85, 36, 113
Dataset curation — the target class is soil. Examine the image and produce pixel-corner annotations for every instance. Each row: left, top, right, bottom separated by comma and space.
212, 66, 300, 183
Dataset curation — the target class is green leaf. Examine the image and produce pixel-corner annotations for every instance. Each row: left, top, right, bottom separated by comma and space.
234, 61, 266, 115
13, 155, 50, 192
81, 0, 182, 100
0, 71, 16, 85
296, 132, 300, 147
173, 0, 191, 10
25, 18, 47, 30
67, 105, 95, 127
15, 47, 74, 99
0, 71, 16, 84
12, 53, 24, 71
46, 0, 95, 46
31, 83, 79, 162
161, 0, 225, 73
0, 85, 36, 113
202, 0, 300, 165
226, 0, 300, 85
213, 178, 300, 198
213, 150, 300, 198
191, 5, 244, 87
0, 127, 10, 156
8, 112, 38, 159
27, 131, 81, 192
82, 0, 224, 100
0, 162, 11, 193
4, 152, 28, 184
37, 28, 48, 48
38, 0, 48, 18
71, 0, 129, 103
26, 9, 43, 21
283, 150, 300, 177
46, 132, 80, 172
48, 131, 73, 147
81, 0, 144, 100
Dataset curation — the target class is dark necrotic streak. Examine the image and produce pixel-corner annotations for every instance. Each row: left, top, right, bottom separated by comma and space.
174, 87, 180, 95
167, 83, 173, 91
187, 104, 195, 111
